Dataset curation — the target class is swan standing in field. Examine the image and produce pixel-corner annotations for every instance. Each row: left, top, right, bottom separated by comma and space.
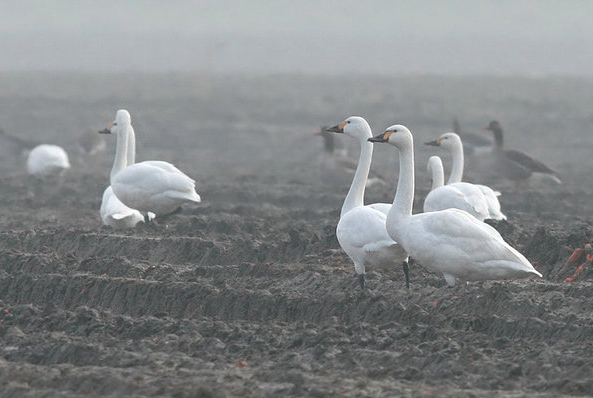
99, 109, 201, 221
425, 132, 506, 220
327, 116, 409, 289
368, 124, 542, 287
26, 144, 71, 177
485, 121, 561, 184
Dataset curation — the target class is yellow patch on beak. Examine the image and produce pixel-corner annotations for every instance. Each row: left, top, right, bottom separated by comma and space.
107, 122, 114, 130
339, 121, 347, 129
383, 131, 393, 140
436, 137, 443, 144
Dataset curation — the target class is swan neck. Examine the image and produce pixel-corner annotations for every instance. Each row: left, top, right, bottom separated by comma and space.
390, 143, 414, 218
126, 125, 136, 166
341, 138, 372, 217
447, 142, 464, 183
431, 161, 445, 190
110, 126, 129, 182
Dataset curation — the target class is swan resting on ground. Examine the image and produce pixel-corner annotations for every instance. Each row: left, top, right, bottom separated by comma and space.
100, 186, 154, 229
327, 116, 409, 289
368, 124, 542, 287
99, 109, 201, 220
26, 144, 71, 177
425, 132, 506, 220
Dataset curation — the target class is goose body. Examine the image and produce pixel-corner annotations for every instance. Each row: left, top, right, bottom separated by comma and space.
100, 109, 201, 218
327, 117, 408, 289
485, 121, 561, 184
26, 144, 71, 177
369, 124, 542, 287
426, 132, 506, 220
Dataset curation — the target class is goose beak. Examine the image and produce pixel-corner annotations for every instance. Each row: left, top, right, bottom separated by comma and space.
368, 132, 389, 143
424, 139, 440, 146
326, 121, 346, 133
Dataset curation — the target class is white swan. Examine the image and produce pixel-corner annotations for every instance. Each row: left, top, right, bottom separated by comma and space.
426, 132, 506, 220
327, 116, 409, 289
26, 144, 71, 177
368, 124, 542, 287
424, 156, 487, 219
99, 124, 151, 229
100, 109, 201, 219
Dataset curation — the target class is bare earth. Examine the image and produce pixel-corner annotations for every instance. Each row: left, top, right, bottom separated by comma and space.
0, 73, 592, 397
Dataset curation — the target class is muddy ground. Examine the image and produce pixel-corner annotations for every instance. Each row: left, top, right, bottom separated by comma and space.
0, 73, 592, 397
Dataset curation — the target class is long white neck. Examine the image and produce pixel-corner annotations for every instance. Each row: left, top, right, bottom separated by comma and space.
447, 141, 464, 184
109, 125, 130, 183
341, 137, 373, 217
126, 125, 136, 166
389, 140, 415, 218
429, 158, 445, 190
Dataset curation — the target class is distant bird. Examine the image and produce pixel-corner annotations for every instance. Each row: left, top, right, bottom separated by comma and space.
452, 118, 493, 157
78, 130, 106, 157
368, 124, 542, 287
26, 144, 71, 178
100, 109, 201, 221
326, 116, 409, 289
485, 121, 561, 184
315, 126, 387, 188
425, 132, 506, 220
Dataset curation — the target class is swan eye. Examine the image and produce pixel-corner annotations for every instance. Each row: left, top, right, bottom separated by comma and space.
113, 123, 118, 126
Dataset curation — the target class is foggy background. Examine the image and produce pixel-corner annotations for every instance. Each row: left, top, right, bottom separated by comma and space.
1, 0, 592, 76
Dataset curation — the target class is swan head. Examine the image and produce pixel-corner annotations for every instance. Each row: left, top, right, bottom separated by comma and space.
327, 116, 372, 140
98, 109, 132, 135
424, 132, 462, 151
368, 124, 413, 148
426, 155, 443, 173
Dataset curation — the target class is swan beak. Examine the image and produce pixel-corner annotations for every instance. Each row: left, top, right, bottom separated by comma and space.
424, 139, 440, 146
368, 132, 390, 143
98, 123, 113, 135
326, 121, 346, 133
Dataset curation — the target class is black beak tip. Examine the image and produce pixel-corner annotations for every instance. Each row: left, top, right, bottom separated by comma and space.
424, 140, 439, 146
98, 128, 111, 135
326, 124, 343, 133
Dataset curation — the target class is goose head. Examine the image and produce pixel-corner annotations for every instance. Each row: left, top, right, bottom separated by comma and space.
424, 132, 462, 151
484, 120, 504, 147
368, 124, 413, 149
99, 109, 132, 135
327, 116, 372, 141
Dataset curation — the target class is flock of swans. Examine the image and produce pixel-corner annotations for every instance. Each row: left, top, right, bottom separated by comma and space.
9, 109, 555, 290
328, 116, 543, 289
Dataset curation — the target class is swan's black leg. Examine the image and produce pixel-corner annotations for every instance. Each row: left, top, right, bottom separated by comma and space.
358, 274, 365, 290
403, 258, 412, 289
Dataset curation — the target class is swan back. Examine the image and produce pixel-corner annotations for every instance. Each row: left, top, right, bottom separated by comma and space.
26, 144, 71, 177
